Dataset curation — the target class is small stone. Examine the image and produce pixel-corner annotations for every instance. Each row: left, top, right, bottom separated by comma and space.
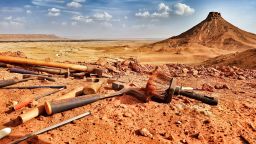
238, 75, 246, 80
180, 139, 188, 144
214, 84, 229, 89
192, 70, 198, 76
202, 83, 214, 92
11, 101, 18, 106
175, 121, 182, 125
184, 129, 189, 135
191, 132, 204, 140
138, 128, 153, 138
28, 100, 38, 108
123, 112, 132, 117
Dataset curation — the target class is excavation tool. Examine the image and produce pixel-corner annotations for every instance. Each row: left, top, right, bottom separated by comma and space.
4, 85, 66, 89
9, 111, 91, 144
17, 86, 84, 123
0, 128, 11, 139
0, 55, 95, 72
147, 77, 218, 105
13, 87, 65, 111
9, 67, 50, 76
0, 74, 56, 88
45, 82, 147, 115
32, 66, 72, 75
22, 74, 55, 82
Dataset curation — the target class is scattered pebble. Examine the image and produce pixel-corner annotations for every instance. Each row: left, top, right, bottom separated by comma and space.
138, 128, 153, 138
238, 75, 246, 80
202, 83, 214, 92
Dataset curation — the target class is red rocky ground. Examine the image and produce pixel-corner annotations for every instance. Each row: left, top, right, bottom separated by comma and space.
0, 57, 256, 144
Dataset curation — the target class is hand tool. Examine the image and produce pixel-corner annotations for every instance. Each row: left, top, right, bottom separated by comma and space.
0, 55, 95, 72
22, 74, 55, 82
32, 66, 72, 75
83, 78, 105, 94
147, 77, 218, 105
0, 127, 11, 139
9, 111, 91, 144
17, 86, 84, 123
4, 85, 66, 89
13, 87, 65, 111
0, 78, 35, 88
45, 82, 147, 115
9, 67, 50, 76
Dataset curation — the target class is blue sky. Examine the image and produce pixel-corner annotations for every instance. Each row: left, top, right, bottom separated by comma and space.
0, 0, 255, 39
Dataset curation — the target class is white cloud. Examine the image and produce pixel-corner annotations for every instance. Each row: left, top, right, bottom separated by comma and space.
135, 11, 150, 18
4, 16, 13, 21
73, 0, 86, 2
94, 12, 112, 20
173, 3, 195, 15
0, 16, 25, 28
72, 15, 93, 23
61, 22, 67, 26
135, 2, 194, 19
26, 10, 32, 14
158, 3, 170, 12
124, 16, 128, 20
67, 1, 82, 8
102, 22, 112, 28
48, 8, 61, 16
71, 21, 78, 26
135, 3, 170, 18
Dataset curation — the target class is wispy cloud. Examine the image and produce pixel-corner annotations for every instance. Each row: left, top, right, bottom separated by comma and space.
48, 8, 61, 16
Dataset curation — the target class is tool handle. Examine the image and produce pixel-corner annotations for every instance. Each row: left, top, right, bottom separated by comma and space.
0, 79, 16, 88
45, 95, 100, 115
178, 91, 218, 105
9, 67, 38, 75
13, 100, 32, 111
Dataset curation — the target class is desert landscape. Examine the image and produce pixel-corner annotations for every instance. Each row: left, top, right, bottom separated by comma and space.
0, 3, 256, 144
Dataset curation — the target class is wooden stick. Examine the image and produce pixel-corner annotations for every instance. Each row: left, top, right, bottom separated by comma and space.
0, 56, 95, 72
17, 86, 84, 123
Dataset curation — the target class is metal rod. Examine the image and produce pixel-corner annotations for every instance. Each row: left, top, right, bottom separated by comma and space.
9, 111, 91, 144
4, 85, 66, 89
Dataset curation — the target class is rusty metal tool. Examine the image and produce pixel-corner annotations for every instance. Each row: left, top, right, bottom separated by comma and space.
9, 111, 91, 144
147, 77, 218, 105
4, 85, 66, 89
45, 82, 147, 115
0, 78, 35, 88
22, 74, 55, 82
13, 87, 65, 111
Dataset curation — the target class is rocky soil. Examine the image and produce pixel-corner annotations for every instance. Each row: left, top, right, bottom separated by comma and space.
0, 55, 255, 144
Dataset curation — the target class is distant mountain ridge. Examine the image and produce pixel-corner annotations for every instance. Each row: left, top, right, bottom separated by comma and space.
0, 34, 65, 41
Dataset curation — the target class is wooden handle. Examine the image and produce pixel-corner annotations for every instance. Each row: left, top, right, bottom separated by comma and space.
83, 79, 105, 94
0, 56, 95, 72
17, 86, 84, 123
45, 95, 100, 115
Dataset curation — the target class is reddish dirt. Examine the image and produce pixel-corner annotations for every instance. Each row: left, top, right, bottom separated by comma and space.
151, 12, 256, 51
203, 48, 256, 69
0, 55, 256, 144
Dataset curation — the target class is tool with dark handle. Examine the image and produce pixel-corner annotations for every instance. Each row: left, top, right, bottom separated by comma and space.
45, 83, 147, 115
9, 68, 39, 75
4, 85, 66, 89
9, 111, 91, 144
13, 87, 65, 110
0, 78, 34, 88
176, 90, 218, 105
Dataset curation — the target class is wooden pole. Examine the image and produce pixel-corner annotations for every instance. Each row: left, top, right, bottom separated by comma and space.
0, 56, 94, 72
